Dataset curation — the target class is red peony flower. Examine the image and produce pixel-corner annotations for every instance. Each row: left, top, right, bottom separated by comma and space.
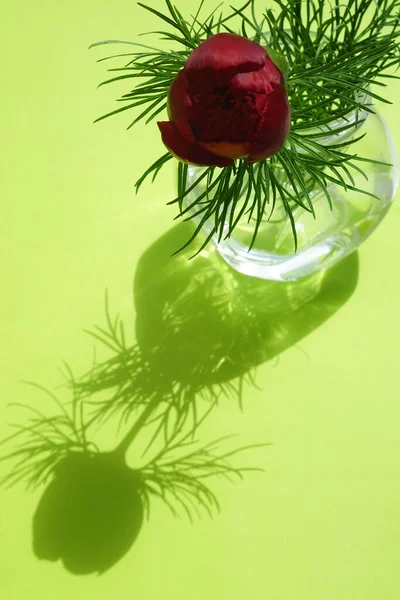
157, 33, 291, 167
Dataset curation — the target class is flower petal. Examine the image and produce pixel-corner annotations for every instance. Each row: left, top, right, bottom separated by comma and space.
230, 56, 282, 95
186, 33, 266, 73
167, 69, 197, 143
167, 69, 191, 122
247, 85, 291, 162
199, 140, 250, 160
158, 121, 232, 167
184, 33, 267, 90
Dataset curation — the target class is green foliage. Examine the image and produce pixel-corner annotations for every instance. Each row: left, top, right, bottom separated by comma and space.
91, 0, 400, 251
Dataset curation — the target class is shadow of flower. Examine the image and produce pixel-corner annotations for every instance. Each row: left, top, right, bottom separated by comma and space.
33, 451, 144, 575
0, 378, 262, 575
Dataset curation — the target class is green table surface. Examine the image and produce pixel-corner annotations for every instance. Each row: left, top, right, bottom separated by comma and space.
1, 1, 400, 598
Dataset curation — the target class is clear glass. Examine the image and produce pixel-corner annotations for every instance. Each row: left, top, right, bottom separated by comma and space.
184, 106, 399, 281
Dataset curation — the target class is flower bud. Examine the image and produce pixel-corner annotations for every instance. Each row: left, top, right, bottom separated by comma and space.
158, 33, 291, 167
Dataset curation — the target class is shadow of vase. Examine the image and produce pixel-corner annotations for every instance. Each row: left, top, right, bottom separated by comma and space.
133, 222, 359, 390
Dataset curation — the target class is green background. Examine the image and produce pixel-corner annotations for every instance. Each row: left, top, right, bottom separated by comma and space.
1, 0, 400, 598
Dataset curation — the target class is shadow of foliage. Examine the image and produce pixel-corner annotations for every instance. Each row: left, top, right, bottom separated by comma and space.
0, 222, 359, 575
76, 222, 359, 434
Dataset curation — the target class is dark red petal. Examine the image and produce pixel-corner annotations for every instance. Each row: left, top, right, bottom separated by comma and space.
186, 33, 266, 73
167, 69, 190, 122
246, 143, 276, 163
247, 86, 291, 162
184, 33, 267, 90
230, 56, 282, 95
167, 70, 196, 142
157, 121, 232, 167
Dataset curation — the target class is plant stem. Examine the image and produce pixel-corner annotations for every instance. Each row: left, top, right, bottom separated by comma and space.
115, 396, 161, 456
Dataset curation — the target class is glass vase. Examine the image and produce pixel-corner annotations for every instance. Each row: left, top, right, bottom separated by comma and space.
184, 105, 398, 281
